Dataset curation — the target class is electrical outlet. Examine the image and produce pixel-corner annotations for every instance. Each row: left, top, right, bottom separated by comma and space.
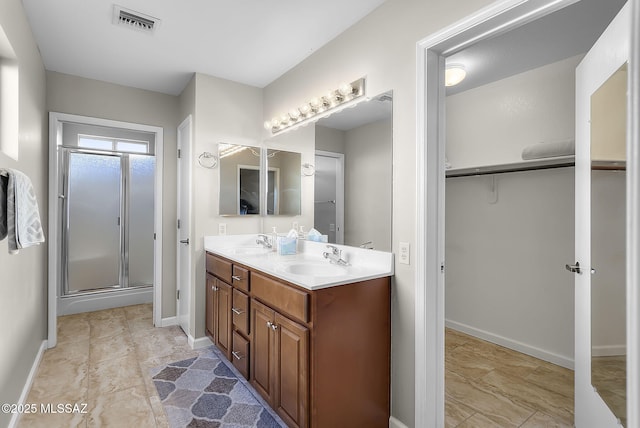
292, 221, 298, 231
219, 223, 227, 236
399, 242, 410, 265
329, 223, 335, 232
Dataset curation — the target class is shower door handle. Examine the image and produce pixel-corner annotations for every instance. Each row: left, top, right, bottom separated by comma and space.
180, 238, 189, 245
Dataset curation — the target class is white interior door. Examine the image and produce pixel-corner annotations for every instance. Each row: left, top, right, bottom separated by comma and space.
177, 116, 192, 336
574, 3, 629, 426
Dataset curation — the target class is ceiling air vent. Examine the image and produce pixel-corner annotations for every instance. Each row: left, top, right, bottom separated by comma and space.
113, 5, 159, 33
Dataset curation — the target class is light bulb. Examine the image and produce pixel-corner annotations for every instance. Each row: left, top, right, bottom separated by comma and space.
271, 117, 280, 128
445, 65, 466, 87
289, 109, 301, 120
309, 97, 322, 109
338, 82, 352, 96
264, 121, 272, 130
280, 114, 290, 125
299, 104, 311, 115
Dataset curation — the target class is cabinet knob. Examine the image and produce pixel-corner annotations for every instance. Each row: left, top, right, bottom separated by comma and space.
212, 286, 219, 291
266, 321, 278, 331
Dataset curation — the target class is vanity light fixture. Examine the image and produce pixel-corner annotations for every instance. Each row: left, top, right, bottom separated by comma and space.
445, 64, 466, 87
264, 77, 366, 134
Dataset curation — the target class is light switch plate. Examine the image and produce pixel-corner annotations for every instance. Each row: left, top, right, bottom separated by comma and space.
399, 242, 410, 265
292, 221, 298, 231
219, 223, 227, 236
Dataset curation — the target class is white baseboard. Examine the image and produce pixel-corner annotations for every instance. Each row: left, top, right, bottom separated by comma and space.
159, 316, 178, 327
9, 340, 48, 428
188, 335, 213, 350
389, 416, 409, 428
446, 319, 574, 369
592, 344, 626, 357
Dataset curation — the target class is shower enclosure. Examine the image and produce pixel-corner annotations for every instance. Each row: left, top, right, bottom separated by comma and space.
57, 125, 155, 315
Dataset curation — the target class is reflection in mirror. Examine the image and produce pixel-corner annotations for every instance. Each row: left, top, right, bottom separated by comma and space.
315, 91, 392, 251
266, 149, 301, 216
218, 143, 262, 216
590, 63, 626, 425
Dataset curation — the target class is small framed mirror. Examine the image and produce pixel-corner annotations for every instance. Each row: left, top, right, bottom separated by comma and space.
266, 149, 301, 216
218, 143, 262, 216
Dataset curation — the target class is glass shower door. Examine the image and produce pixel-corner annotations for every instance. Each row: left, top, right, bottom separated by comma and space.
65, 151, 122, 294
127, 154, 155, 287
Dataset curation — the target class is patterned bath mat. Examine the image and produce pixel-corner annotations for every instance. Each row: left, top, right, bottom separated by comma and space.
150, 346, 286, 428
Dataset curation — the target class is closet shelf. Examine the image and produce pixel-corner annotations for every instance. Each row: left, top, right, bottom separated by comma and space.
445, 156, 575, 178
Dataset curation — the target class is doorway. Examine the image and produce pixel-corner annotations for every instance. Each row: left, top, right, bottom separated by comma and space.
48, 113, 164, 347
415, 0, 638, 426
314, 150, 344, 244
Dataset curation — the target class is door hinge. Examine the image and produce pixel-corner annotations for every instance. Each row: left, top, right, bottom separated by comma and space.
177, 290, 180, 300
178, 149, 181, 159
441, 263, 445, 273
153, 233, 156, 240
177, 219, 181, 229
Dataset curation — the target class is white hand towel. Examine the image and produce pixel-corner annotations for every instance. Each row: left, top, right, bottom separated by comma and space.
1, 168, 45, 254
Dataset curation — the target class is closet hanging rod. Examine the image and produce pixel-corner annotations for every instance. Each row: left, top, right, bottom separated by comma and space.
446, 157, 575, 178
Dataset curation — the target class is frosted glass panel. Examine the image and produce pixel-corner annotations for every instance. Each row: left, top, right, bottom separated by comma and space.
128, 155, 155, 286
67, 152, 121, 293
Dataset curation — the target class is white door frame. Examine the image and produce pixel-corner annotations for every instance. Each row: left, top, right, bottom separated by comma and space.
315, 150, 345, 244
415, 0, 640, 426
177, 115, 192, 338
48, 112, 164, 346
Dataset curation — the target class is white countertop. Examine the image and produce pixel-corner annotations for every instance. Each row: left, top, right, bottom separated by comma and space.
204, 234, 394, 291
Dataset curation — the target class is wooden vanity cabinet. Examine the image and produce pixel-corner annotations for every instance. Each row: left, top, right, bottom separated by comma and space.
205, 251, 391, 428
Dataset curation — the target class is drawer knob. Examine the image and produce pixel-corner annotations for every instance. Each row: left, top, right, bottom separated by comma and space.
266, 321, 278, 331
232, 308, 244, 315
232, 351, 244, 360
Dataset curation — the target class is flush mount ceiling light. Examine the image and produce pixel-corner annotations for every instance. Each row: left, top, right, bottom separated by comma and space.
445, 64, 466, 87
264, 78, 366, 134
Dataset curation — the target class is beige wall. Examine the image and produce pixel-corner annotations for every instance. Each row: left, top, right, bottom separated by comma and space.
46, 71, 180, 318
190, 73, 264, 338
263, 1, 494, 425
0, 1, 47, 426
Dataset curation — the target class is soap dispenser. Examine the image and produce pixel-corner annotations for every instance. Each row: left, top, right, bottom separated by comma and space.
271, 226, 278, 251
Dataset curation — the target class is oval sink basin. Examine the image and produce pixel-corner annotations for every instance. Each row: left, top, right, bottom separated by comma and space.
281, 262, 347, 277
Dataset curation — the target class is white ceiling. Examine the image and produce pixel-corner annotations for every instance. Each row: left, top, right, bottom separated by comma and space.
21, 0, 386, 95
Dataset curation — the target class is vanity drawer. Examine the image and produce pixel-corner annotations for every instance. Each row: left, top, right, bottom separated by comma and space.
251, 272, 309, 323
206, 253, 232, 283
232, 265, 250, 292
232, 289, 250, 335
231, 331, 250, 380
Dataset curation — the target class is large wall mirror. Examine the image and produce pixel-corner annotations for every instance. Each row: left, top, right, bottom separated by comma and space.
315, 91, 393, 251
219, 143, 262, 216
590, 63, 626, 425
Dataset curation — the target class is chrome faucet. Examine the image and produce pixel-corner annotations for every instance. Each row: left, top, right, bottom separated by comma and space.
256, 234, 272, 249
323, 245, 349, 266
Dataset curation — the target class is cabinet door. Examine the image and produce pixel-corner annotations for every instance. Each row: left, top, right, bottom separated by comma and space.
206, 274, 216, 339
251, 299, 276, 404
215, 280, 232, 359
275, 313, 309, 428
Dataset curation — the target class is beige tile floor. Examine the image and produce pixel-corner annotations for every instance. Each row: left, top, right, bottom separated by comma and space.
18, 306, 576, 428
445, 328, 575, 427
18, 304, 200, 428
